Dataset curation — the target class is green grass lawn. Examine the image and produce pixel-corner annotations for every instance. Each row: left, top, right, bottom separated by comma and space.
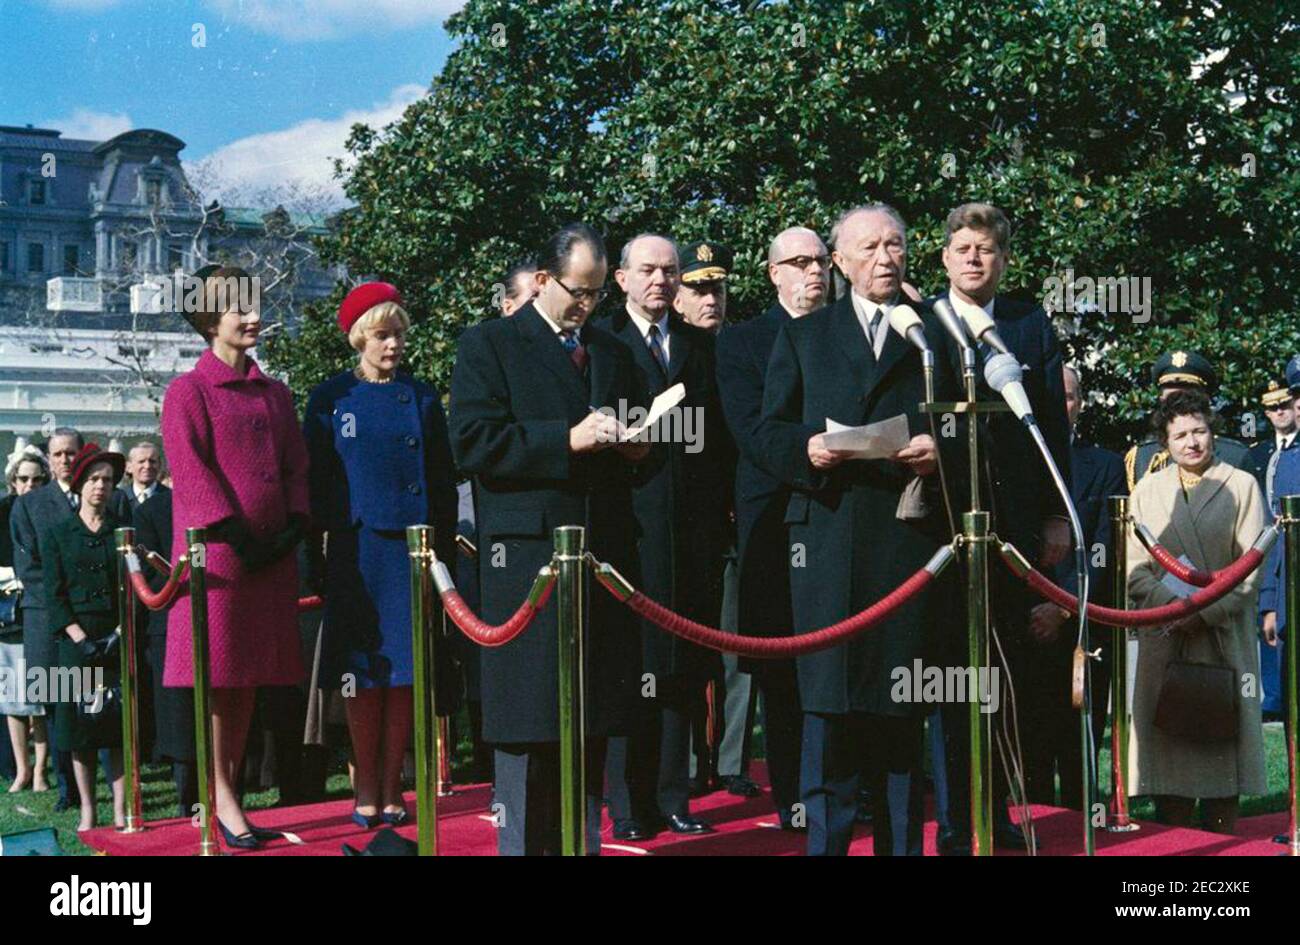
0, 712, 482, 855
2, 716, 1290, 855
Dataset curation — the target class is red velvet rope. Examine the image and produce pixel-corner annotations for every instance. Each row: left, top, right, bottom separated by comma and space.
128, 569, 185, 611
440, 579, 556, 647
128, 572, 320, 613
1010, 547, 1265, 628
612, 566, 937, 658
1145, 543, 1215, 588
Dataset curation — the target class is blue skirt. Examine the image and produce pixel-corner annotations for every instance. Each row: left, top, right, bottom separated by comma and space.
321, 525, 414, 688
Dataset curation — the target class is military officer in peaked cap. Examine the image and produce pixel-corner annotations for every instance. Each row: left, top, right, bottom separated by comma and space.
673, 240, 733, 335
1123, 350, 1257, 490
1249, 378, 1297, 509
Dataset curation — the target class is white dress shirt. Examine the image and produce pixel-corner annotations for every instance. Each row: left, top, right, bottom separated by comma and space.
849, 290, 890, 359
627, 305, 672, 366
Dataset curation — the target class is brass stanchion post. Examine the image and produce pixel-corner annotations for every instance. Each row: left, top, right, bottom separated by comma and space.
114, 527, 145, 833
437, 710, 454, 796
407, 525, 440, 856
186, 527, 219, 856
555, 526, 587, 856
1107, 497, 1138, 832
964, 511, 994, 856
1282, 496, 1300, 856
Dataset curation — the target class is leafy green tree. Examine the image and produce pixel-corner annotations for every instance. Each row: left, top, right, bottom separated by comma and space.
264, 0, 1299, 450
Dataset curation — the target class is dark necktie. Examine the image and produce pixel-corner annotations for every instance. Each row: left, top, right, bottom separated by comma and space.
867, 308, 883, 355
560, 330, 588, 372
647, 322, 669, 376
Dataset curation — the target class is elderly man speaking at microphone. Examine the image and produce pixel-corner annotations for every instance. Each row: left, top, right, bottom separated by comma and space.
753, 203, 964, 856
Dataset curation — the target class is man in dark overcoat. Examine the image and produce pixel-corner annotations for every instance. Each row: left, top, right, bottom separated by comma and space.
714, 225, 832, 828
599, 234, 732, 839
449, 223, 647, 855
752, 205, 963, 855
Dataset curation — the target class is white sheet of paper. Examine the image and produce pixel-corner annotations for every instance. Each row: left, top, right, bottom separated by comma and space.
822, 414, 912, 459
625, 383, 686, 439
1159, 554, 1198, 600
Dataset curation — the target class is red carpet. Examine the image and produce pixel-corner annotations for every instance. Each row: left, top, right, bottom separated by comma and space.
82, 776, 1291, 856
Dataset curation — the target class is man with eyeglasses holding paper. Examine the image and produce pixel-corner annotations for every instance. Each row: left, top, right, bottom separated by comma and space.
449, 223, 648, 855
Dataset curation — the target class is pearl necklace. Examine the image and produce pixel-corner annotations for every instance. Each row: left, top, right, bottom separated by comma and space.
354, 366, 394, 384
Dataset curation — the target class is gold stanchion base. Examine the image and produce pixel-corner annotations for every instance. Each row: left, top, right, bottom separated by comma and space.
437, 783, 455, 797
116, 819, 147, 834
195, 843, 223, 856
1105, 821, 1140, 833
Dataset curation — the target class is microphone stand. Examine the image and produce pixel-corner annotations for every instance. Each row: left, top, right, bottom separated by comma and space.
923, 344, 1007, 856
1025, 423, 1097, 856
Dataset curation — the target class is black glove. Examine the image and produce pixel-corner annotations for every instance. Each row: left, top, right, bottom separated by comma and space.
211, 515, 304, 575
76, 634, 120, 666
260, 513, 308, 572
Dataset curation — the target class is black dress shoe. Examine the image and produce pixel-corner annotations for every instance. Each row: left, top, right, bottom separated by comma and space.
688, 776, 713, 798
666, 813, 714, 835
994, 820, 1026, 850
720, 774, 762, 798
612, 818, 655, 841
936, 826, 972, 856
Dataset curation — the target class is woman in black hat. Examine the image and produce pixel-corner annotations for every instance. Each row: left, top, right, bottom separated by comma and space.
43, 442, 126, 831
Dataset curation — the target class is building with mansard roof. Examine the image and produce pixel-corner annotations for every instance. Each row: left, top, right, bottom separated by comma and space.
0, 123, 343, 463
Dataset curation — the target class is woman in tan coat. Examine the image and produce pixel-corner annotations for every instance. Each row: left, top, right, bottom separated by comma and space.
1126, 389, 1267, 833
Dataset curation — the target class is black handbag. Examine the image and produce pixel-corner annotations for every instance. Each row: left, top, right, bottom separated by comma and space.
0, 586, 20, 627
76, 683, 121, 721
0, 586, 20, 642
1153, 627, 1237, 742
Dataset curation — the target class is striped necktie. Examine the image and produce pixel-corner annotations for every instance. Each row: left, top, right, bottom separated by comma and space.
647, 322, 669, 375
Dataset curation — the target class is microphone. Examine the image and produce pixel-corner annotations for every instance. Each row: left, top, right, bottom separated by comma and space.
983, 352, 1035, 424
956, 303, 1012, 355
930, 297, 974, 353
887, 303, 931, 353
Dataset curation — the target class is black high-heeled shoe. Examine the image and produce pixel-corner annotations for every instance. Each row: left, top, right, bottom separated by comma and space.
244, 821, 282, 843
217, 818, 261, 850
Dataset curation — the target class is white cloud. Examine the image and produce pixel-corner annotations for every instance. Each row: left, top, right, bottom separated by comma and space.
184, 83, 425, 209
202, 0, 464, 41
40, 107, 133, 141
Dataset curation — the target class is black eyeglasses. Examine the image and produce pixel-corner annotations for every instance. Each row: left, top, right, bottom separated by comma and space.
550, 275, 610, 305
774, 254, 831, 270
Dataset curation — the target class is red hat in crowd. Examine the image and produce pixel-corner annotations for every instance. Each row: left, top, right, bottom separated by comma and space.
67, 442, 125, 495
338, 282, 403, 335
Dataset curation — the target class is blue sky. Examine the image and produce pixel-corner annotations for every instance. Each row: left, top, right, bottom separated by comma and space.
0, 0, 465, 205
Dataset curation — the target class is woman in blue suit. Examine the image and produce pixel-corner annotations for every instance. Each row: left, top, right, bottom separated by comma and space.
305, 283, 458, 827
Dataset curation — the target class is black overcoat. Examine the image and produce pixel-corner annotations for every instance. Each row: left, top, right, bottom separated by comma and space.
751, 295, 964, 716
715, 303, 796, 673
448, 303, 643, 743
599, 308, 731, 680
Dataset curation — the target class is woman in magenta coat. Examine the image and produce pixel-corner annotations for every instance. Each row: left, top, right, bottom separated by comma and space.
161, 265, 310, 850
